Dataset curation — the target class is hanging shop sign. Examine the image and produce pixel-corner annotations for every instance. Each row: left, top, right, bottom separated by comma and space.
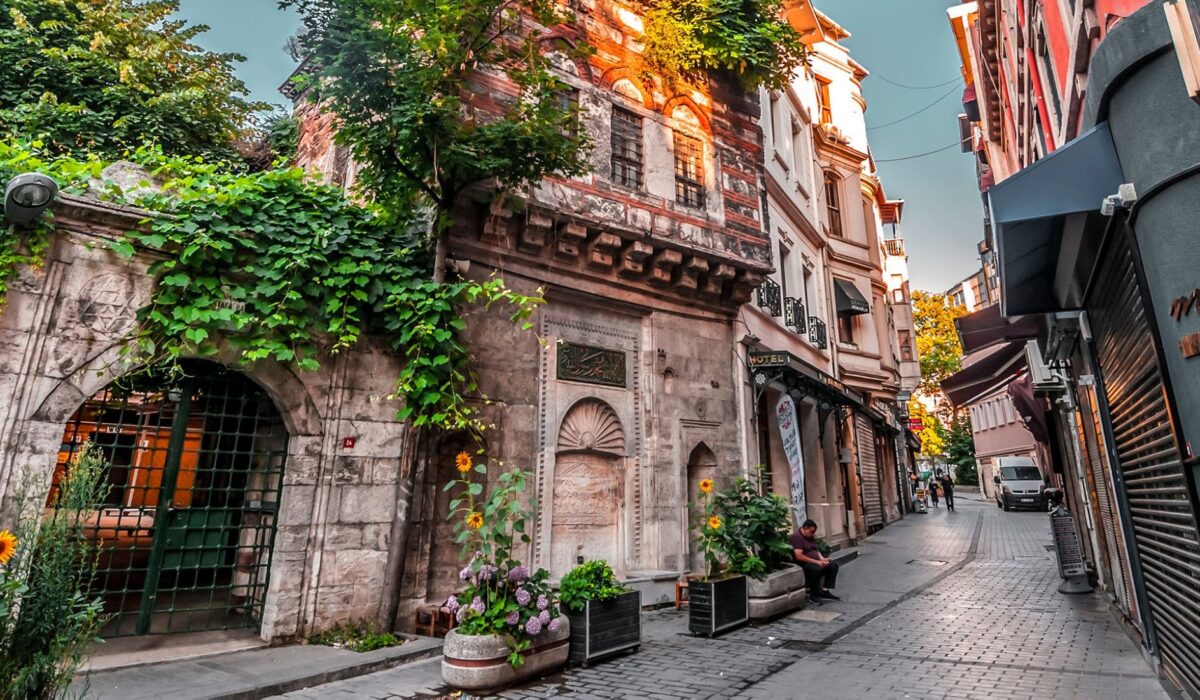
775, 393, 807, 524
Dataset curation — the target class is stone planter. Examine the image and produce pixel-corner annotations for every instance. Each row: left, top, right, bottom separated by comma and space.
687, 575, 748, 637
747, 564, 807, 620
563, 590, 641, 666
441, 619, 570, 692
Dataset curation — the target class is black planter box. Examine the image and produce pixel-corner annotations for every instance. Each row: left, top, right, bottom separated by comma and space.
688, 575, 749, 637
563, 590, 641, 666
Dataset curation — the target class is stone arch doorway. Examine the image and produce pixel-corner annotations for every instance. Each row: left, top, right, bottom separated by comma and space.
552, 399, 626, 578
686, 443, 717, 572
49, 360, 288, 636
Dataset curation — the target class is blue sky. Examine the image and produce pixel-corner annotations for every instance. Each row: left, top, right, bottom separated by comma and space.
175, 0, 982, 292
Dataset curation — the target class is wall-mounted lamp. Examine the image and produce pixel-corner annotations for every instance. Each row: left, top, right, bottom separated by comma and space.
4, 173, 58, 227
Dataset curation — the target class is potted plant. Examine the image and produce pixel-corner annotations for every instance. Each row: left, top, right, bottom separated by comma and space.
687, 477, 749, 637
711, 471, 807, 620
440, 453, 569, 692
559, 560, 640, 666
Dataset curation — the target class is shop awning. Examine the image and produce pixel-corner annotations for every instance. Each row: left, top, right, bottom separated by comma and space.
989, 122, 1124, 316
834, 279, 871, 316
954, 304, 1042, 354
1008, 374, 1049, 444
747, 350, 865, 410
941, 341, 1027, 407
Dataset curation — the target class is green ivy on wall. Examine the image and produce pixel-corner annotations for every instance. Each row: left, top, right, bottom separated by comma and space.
0, 142, 540, 431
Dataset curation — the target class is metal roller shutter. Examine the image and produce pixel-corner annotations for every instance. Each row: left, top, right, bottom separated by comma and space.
1089, 234, 1200, 694
856, 414, 883, 530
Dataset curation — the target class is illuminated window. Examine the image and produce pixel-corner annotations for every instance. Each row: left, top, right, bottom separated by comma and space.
824, 171, 843, 237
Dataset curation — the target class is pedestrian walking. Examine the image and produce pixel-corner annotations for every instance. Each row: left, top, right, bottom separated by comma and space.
930, 479, 940, 508
940, 471, 956, 511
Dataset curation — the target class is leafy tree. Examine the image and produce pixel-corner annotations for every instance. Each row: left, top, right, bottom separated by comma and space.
282, 0, 593, 281
911, 290, 968, 397
642, 0, 808, 90
908, 398, 944, 460
0, 0, 264, 161
942, 411, 978, 485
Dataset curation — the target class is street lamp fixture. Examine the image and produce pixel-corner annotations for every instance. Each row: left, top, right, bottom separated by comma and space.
4, 173, 58, 227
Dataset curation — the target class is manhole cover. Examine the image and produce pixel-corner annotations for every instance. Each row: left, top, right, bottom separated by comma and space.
907, 559, 949, 566
790, 609, 843, 623
782, 639, 831, 651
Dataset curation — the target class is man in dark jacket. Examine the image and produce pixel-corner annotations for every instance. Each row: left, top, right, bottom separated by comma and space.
790, 519, 840, 602
939, 471, 956, 511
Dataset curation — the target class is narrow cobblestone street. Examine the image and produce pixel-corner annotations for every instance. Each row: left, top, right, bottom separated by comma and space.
275, 495, 1168, 699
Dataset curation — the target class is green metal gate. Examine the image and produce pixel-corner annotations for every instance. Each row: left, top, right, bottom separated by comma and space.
53, 362, 287, 636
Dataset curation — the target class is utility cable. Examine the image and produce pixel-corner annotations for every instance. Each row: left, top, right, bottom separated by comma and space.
875, 139, 969, 163
867, 83, 963, 131
872, 73, 964, 90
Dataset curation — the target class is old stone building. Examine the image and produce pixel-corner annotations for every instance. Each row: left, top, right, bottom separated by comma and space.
0, 189, 413, 640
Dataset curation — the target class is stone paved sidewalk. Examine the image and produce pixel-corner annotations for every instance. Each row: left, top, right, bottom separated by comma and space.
272, 498, 1170, 700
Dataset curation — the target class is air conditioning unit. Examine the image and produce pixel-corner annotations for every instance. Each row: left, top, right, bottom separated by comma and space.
1025, 340, 1068, 393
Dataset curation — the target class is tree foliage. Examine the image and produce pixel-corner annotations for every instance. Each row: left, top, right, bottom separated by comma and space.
942, 411, 977, 485
0, 0, 264, 161
911, 290, 968, 397
282, 0, 593, 272
643, 0, 809, 90
908, 398, 944, 459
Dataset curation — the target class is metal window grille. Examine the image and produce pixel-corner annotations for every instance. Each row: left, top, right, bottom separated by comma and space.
784, 297, 807, 335
756, 278, 782, 317
808, 317, 828, 349
51, 362, 287, 637
674, 132, 705, 208
611, 108, 643, 189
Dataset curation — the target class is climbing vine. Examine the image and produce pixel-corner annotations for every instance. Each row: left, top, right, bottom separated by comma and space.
642, 0, 808, 90
0, 141, 541, 431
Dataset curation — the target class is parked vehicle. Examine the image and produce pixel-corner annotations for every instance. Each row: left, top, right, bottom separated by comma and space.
992, 457, 1046, 511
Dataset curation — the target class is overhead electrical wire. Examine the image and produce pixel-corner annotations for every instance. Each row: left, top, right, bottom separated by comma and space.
875, 138, 969, 163
867, 83, 963, 131
872, 73, 964, 90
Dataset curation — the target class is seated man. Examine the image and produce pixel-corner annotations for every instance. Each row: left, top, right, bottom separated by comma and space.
790, 519, 840, 602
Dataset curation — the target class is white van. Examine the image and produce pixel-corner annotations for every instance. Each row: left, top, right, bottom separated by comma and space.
992, 457, 1046, 511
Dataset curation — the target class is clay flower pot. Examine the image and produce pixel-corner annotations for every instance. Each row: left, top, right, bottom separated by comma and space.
441, 618, 571, 692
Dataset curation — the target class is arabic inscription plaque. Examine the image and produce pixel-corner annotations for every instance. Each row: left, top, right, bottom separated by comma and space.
556, 342, 626, 388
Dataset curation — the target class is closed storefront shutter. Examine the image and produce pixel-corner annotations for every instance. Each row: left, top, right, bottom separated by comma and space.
1089, 232, 1200, 693
857, 414, 883, 529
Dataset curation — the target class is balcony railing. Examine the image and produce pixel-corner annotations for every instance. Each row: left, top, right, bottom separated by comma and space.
884, 239, 905, 257
808, 317, 828, 349
756, 278, 782, 317
784, 297, 807, 335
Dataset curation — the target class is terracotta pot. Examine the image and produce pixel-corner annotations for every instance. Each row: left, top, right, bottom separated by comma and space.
441, 619, 570, 691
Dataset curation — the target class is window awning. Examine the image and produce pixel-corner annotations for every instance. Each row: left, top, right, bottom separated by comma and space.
954, 304, 1042, 354
834, 279, 871, 316
989, 122, 1124, 316
941, 341, 1027, 407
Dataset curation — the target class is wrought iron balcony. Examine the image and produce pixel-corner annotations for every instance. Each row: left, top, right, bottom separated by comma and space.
784, 297, 807, 335
808, 317, 828, 350
884, 239, 905, 257
756, 278, 782, 317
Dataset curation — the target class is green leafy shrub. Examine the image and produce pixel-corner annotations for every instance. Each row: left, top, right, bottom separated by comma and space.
559, 560, 629, 613
0, 442, 109, 699
813, 537, 831, 557
710, 473, 793, 580
308, 621, 404, 652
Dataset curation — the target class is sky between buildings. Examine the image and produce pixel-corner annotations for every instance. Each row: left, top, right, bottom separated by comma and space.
174, 0, 983, 293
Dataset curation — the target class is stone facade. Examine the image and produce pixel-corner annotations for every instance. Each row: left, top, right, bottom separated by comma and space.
0, 193, 411, 641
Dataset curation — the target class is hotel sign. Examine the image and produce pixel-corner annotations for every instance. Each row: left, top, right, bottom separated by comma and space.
748, 352, 788, 369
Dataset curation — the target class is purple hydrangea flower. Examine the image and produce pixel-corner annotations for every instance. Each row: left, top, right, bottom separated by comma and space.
525, 616, 543, 635
507, 565, 529, 583
538, 609, 550, 624
515, 588, 531, 606
446, 595, 459, 612
471, 596, 485, 614
478, 564, 496, 581
456, 605, 468, 622
536, 594, 548, 611
458, 566, 472, 581
547, 618, 561, 633
506, 611, 520, 625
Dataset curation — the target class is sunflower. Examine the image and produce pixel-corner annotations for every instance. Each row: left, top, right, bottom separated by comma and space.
466, 512, 484, 529
455, 451, 472, 474
699, 478, 714, 494
0, 530, 16, 565
707, 516, 722, 530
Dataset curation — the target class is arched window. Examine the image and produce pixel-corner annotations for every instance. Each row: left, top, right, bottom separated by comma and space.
824, 171, 843, 238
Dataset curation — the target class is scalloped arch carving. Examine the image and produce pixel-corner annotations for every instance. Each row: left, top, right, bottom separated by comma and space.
557, 399, 626, 456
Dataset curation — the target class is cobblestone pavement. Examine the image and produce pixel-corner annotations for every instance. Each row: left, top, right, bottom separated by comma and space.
274, 495, 1170, 699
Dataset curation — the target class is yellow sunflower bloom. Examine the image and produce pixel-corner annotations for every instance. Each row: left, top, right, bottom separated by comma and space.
467, 512, 484, 529
455, 451, 472, 474
699, 478, 714, 494
708, 516, 721, 530
0, 530, 17, 565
